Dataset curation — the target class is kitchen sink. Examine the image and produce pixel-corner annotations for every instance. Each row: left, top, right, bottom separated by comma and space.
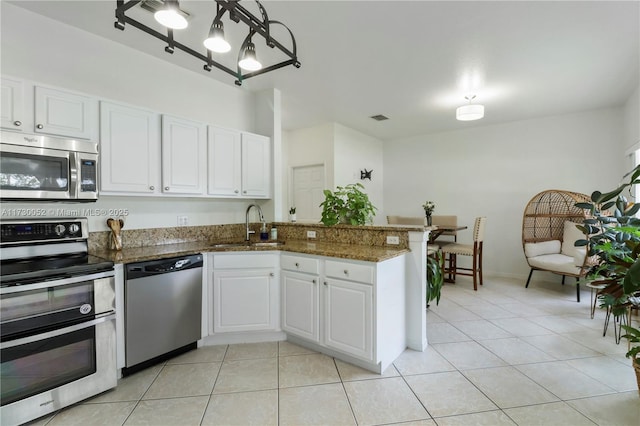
210, 242, 285, 248
210, 242, 250, 248
251, 242, 285, 247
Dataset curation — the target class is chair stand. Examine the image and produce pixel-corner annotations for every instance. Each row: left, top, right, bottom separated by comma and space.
525, 269, 534, 288
524, 270, 580, 302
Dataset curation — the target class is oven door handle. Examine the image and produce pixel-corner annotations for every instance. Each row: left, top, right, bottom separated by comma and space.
1, 312, 115, 349
1, 270, 115, 294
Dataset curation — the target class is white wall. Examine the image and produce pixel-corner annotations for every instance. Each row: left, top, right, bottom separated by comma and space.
283, 123, 335, 213
1, 3, 271, 233
333, 123, 384, 224
283, 122, 385, 224
383, 108, 625, 280
623, 84, 640, 150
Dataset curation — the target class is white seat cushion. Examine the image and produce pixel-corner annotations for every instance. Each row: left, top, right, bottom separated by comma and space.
442, 243, 473, 256
561, 221, 585, 258
524, 240, 561, 258
527, 253, 582, 275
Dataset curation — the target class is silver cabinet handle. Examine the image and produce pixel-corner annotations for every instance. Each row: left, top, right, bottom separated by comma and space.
149, 186, 155, 190
295, 262, 299, 268
164, 186, 169, 191
234, 189, 239, 194
36, 124, 44, 129
269, 272, 275, 277
243, 190, 247, 194
312, 279, 317, 284
323, 281, 327, 286
13, 120, 21, 126
343, 270, 349, 275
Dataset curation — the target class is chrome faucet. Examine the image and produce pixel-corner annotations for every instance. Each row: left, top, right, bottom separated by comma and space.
245, 204, 265, 241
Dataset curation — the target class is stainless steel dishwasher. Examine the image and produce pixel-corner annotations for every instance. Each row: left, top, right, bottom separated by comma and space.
123, 254, 203, 376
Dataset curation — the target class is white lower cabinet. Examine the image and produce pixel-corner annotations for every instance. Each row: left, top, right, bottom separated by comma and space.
209, 253, 279, 334
281, 254, 388, 367
324, 278, 373, 360
281, 270, 320, 343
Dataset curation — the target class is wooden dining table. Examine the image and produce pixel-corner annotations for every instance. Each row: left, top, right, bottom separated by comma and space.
428, 225, 468, 244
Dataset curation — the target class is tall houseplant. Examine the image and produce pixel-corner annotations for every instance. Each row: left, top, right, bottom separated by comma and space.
427, 251, 444, 306
576, 164, 640, 392
320, 183, 377, 226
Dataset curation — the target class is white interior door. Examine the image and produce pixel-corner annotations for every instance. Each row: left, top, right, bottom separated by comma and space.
292, 164, 325, 222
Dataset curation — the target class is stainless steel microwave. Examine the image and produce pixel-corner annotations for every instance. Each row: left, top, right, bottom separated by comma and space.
0, 131, 98, 202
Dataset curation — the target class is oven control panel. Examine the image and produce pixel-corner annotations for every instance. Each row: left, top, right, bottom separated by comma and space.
0, 218, 88, 244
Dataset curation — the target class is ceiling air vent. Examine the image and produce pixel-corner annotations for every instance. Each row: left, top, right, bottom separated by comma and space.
370, 114, 389, 121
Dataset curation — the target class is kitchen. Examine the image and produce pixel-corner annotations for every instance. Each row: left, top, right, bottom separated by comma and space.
1, 1, 639, 425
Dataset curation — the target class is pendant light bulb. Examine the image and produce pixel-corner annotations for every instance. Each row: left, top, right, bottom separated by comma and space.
238, 41, 262, 71
203, 21, 231, 53
155, 1, 188, 30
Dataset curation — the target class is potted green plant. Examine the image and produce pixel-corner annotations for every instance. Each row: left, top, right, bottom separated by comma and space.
576, 164, 640, 393
319, 183, 377, 226
427, 251, 444, 306
289, 207, 297, 222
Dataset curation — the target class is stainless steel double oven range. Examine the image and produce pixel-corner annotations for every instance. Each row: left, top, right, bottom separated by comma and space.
0, 218, 116, 426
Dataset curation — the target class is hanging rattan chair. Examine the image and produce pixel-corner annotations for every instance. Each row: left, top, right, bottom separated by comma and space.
522, 189, 592, 301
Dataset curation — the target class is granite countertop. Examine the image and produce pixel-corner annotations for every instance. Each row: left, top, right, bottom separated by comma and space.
90, 239, 409, 264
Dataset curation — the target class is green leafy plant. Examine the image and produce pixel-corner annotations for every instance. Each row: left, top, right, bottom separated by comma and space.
289, 207, 296, 214
575, 164, 640, 366
427, 251, 444, 306
319, 183, 377, 226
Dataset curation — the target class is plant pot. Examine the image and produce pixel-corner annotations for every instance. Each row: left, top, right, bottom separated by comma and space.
634, 358, 640, 396
289, 214, 297, 222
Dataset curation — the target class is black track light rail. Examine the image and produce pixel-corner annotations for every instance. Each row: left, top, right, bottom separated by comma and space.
114, 0, 300, 86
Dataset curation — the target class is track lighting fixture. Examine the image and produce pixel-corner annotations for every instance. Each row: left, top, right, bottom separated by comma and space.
114, 0, 301, 86
153, 0, 188, 29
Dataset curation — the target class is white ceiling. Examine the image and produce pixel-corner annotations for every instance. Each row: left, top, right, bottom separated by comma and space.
9, 0, 640, 141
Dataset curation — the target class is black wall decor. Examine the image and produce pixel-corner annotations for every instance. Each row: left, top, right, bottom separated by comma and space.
360, 169, 373, 180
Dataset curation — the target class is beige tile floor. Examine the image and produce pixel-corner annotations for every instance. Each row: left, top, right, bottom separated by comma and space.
27, 277, 640, 426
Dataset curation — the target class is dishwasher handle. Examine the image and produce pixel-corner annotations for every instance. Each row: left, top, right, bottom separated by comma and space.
126, 254, 203, 279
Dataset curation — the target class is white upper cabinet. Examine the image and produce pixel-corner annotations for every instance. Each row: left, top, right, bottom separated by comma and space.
207, 126, 242, 196
34, 86, 97, 140
207, 126, 271, 199
241, 132, 271, 198
161, 115, 207, 195
1, 77, 25, 131
100, 101, 161, 195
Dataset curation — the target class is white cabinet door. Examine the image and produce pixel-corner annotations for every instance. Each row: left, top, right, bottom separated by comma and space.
213, 269, 277, 333
100, 101, 161, 194
324, 278, 373, 361
161, 115, 207, 194
34, 86, 97, 139
1, 77, 25, 131
207, 125, 242, 196
281, 270, 319, 342
241, 132, 271, 198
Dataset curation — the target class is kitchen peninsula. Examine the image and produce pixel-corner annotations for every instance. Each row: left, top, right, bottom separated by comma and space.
90, 222, 430, 374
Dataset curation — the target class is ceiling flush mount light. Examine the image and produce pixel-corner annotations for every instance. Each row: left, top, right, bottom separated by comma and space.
115, 0, 301, 86
456, 95, 485, 121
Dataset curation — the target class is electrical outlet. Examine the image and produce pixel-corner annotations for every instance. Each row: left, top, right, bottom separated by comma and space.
177, 215, 188, 226
307, 230, 317, 239
386, 235, 400, 245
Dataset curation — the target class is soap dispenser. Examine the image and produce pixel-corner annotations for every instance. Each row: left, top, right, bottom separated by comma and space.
260, 223, 269, 240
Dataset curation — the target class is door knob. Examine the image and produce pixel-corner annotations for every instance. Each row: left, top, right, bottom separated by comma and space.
36, 124, 44, 129
13, 120, 21, 126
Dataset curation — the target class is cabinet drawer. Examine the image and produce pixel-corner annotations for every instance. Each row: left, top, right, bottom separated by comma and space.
213, 253, 277, 269
325, 260, 374, 284
281, 254, 319, 275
